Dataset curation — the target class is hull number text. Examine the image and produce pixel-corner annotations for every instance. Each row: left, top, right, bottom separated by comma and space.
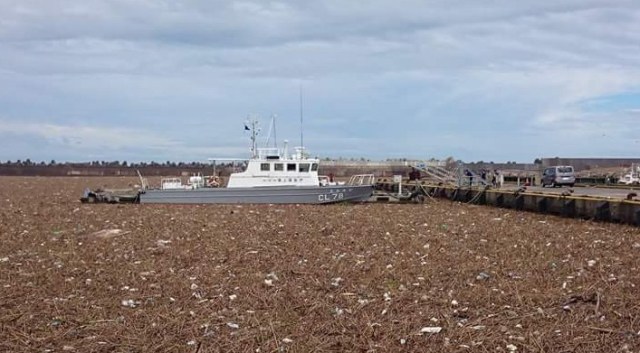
318, 193, 344, 202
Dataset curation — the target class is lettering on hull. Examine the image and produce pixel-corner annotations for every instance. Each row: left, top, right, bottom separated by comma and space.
318, 193, 344, 202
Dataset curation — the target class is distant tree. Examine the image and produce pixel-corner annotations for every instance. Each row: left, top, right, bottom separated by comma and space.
122, 161, 128, 167
533, 158, 542, 164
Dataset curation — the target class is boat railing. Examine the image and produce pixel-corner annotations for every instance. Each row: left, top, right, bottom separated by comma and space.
140, 177, 149, 191
257, 148, 280, 159
161, 177, 183, 190
136, 170, 149, 191
347, 174, 375, 186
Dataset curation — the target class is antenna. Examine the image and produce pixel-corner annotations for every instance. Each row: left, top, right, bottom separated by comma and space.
299, 85, 304, 149
273, 114, 277, 148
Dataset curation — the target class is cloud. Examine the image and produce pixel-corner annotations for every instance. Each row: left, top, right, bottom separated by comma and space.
0, 119, 175, 149
0, 0, 639, 162
0, 119, 248, 161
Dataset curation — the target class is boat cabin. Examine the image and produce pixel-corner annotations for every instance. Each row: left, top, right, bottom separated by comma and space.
226, 146, 321, 188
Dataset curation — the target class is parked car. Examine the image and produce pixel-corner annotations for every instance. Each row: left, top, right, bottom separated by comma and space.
541, 166, 575, 187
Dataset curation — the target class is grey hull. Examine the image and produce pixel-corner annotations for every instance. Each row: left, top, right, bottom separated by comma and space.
139, 185, 374, 204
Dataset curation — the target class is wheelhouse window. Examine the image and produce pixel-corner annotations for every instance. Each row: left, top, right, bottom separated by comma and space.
299, 163, 310, 172
287, 163, 296, 171
274, 163, 284, 171
260, 163, 270, 171
311, 163, 318, 171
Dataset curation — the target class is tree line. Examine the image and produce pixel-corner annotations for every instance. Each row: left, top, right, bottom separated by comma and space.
1, 160, 218, 168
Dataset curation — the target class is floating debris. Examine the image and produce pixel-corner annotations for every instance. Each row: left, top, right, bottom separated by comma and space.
420, 327, 442, 334
121, 299, 139, 308
476, 272, 490, 280
87, 229, 130, 239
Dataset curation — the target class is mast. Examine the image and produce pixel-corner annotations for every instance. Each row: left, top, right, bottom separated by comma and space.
247, 116, 259, 159
273, 114, 277, 149
299, 85, 304, 149
263, 114, 278, 149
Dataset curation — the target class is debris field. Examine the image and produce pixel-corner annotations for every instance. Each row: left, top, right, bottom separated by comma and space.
1, 176, 639, 352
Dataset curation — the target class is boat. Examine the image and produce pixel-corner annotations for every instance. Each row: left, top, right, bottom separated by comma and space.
83, 118, 375, 205
618, 164, 640, 185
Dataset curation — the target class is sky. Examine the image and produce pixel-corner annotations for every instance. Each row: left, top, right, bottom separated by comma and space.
0, 0, 639, 163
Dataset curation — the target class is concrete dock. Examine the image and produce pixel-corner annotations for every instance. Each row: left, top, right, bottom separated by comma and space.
373, 180, 640, 226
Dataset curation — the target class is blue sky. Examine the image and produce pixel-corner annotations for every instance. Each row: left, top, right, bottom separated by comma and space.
0, 0, 639, 163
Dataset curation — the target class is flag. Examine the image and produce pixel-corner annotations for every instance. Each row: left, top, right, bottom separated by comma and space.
244, 124, 250, 131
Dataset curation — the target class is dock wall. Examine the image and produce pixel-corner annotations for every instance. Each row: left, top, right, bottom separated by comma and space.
408, 184, 640, 226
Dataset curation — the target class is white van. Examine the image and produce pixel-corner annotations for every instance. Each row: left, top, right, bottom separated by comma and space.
541, 166, 575, 187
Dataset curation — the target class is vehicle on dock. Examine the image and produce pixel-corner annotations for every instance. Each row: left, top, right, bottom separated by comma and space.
541, 165, 575, 187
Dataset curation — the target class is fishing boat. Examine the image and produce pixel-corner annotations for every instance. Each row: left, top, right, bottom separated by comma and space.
82, 118, 375, 204
618, 164, 640, 185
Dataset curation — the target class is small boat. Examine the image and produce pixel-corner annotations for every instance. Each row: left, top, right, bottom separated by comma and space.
618, 164, 640, 185
82, 118, 375, 204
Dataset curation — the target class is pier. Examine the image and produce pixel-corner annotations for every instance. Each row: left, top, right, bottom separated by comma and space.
372, 178, 640, 226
